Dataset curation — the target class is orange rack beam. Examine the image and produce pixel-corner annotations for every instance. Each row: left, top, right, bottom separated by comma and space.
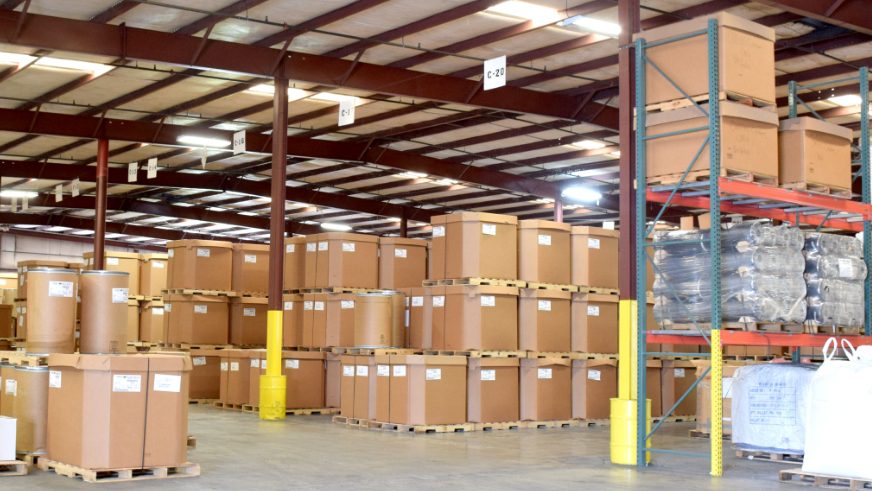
647, 330, 872, 347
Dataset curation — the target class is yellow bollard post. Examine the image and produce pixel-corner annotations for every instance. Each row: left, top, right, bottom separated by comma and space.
710, 329, 723, 477
259, 310, 286, 420
611, 299, 651, 465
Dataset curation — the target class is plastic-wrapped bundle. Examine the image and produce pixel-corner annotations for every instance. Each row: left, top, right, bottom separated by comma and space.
652, 221, 807, 325
804, 232, 866, 328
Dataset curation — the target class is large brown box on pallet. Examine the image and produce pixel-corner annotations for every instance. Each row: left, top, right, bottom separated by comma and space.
571, 293, 619, 353
519, 289, 571, 352
424, 286, 444, 349
571, 227, 618, 289
429, 215, 448, 280
84, 251, 141, 296
139, 300, 165, 343
779, 117, 853, 191
47, 353, 190, 469
647, 360, 663, 418
636, 12, 776, 107
282, 294, 303, 348
661, 360, 697, 417
231, 243, 269, 294
439, 212, 518, 280
325, 293, 355, 348
694, 361, 745, 435
229, 297, 268, 346
301, 293, 327, 348
379, 237, 427, 289
408, 287, 427, 349
339, 355, 356, 417
283, 237, 306, 291
166, 240, 233, 291
444, 285, 518, 351
324, 352, 341, 408
390, 355, 466, 425
374, 355, 391, 423
126, 300, 140, 342
315, 233, 379, 289
520, 358, 571, 421
219, 350, 252, 406
468, 357, 519, 423
646, 102, 779, 181
0, 304, 12, 338
572, 359, 617, 420
164, 294, 228, 345
518, 220, 571, 285
283, 351, 325, 410
189, 349, 222, 400
354, 356, 377, 421
247, 350, 267, 406
303, 238, 319, 289
139, 253, 168, 298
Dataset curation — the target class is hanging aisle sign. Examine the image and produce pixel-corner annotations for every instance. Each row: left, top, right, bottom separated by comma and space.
128, 162, 138, 182
147, 158, 158, 179
55, 184, 63, 202
71, 178, 80, 197
483, 55, 507, 91
338, 98, 355, 127
233, 131, 246, 155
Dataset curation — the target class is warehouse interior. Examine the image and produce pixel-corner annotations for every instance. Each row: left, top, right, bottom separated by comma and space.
0, 0, 871, 489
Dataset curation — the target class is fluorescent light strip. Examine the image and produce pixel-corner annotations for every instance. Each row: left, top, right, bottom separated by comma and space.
35, 57, 112, 76
560, 15, 621, 37
487, 1, 561, 23
829, 94, 862, 107
177, 135, 231, 148
0, 190, 37, 199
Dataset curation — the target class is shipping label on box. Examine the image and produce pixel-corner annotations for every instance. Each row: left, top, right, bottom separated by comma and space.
4, 379, 16, 395
220, 362, 229, 372
412, 296, 424, 307
112, 374, 141, 393
481, 369, 496, 381
377, 365, 390, 377
285, 359, 300, 369
48, 281, 74, 298
482, 223, 497, 236
356, 365, 368, 377
425, 368, 442, 380
433, 296, 445, 308
112, 288, 129, 304
192, 357, 206, 366
304, 301, 313, 311
153, 261, 165, 269
153, 374, 181, 393
480, 295, 496, 307
230, 362, 239, 371
315, 301, 325, 311
394, 248, 407, 258
343, 366, 354, 377
432, 226, 445, 237
286, 244, 295, 253
306, 243, 316, 252
243, 308, 256, 317
537, 368, 552, 380
194, 305, 208, 314
284, 301, 293, 311
538, 234, 552, 246
587, 305, 600, 316
197, 248, 211, 258
393, 365, 406, 377
244, 254, 257, 263
107, 257, 120, 266
588, 369, 601, 381
587, 238, 600, 249
318, 241, 328, 251
49, 370, 62, 388
341, 300, 354, 309
538, 300, 552, 311
251, 359, 260, 368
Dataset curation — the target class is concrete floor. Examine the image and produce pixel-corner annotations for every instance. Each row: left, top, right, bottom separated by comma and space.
7, 405, 790, 490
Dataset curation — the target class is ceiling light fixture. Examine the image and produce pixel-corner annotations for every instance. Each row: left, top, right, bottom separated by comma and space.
396, 171, 428, 179
177, 135, 231, 148
571, 139, 607, 150
246, 84, 310, 100
0, 52, 36, 66
311, 92, 362, 106
433, 178, 458, 186
559, 15, 621, 37
321, 222, 352, 232
828, 94, 862, 107
34, 57, 112, 76
487, 1, 561, 23
0, 190, 37, 199
561, 186, 602, 203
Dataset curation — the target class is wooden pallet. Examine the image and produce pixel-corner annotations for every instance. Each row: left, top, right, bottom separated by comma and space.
161, 289, 234, 296
16, 452, 42, 468
187, 435, 196, 449
645, 90, 776, 113
334, 347, 421, 356
525, 282, 578, 293
577, 419, 610, 428
212, 401, 244, 411
160, 343, 234, 351
665, 321, 802, 333
368, 421, 474, 433
0, 351, 47, 367
298, 287, 380, 294
652, 415, 696, 424
723, 355, 779, 361
575, 286, 620, 295
736, 449, 803, 464
647, 168, 778, 187
38, 459, 200, 483
421, 349, 526, 358
526, 419, 582, 430
0, 460, 27, 477
423, 278, 527, 288
241, 405, 338, 415
473, 421, 525, 432
231, 291, 268, 298
331, 415, 369, 427
568, 352, 620, 360
189, 398, 219, 405
778, 468, 872, 489
525, 351, 574, 360
805, 324, 862, 335
128, 295, 163, 302
782, 182, 853, 199
688, 429, 731, 439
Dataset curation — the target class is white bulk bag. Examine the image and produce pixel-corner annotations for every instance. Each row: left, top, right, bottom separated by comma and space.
803, 338, 872, 479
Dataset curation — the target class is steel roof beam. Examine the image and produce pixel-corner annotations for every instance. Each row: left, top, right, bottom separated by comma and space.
756, 0, 872, 35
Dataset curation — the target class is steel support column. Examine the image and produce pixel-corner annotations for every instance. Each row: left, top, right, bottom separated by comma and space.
553, 200, 563, 223
259, 76, 288, 421
93, 138, 109, 269
400, 217, 408, 237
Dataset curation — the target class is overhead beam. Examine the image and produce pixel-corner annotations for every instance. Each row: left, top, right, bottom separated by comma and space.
756, 0, 872, 35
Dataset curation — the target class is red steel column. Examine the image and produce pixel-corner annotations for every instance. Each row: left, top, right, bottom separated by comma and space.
553, 200, 564, 223
400, 216, 408, 237
93, 138, 109, 269
269, 78, 288, 309
618, 0, 640, 299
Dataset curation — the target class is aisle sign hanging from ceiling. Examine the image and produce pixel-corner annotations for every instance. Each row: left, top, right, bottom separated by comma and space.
483, 55, 507, 91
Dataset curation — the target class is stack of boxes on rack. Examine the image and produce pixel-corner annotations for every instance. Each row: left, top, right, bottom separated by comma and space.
0, 272, 16, 348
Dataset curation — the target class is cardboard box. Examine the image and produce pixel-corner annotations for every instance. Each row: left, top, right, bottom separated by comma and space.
166, 240, 233, 291
339, 355, 356, 417
646, 102, 779, 180
84, 251, 141, 296
219, 350, 252, 406
379, 237, 427, 289
520, 358, 571, 421
303, 238, 319, 289
126, 300, 140, 342
139, 253, 168, 298
315, 233, 379, 289
518, 220, 571, 285
231, 243, 269, 294
0, 416, 14, 460
47, 353, 191, 469
779, 116, 853, 191
11, 366, 48, 454
571, 293, 619, 353
188, 349, 221, 400
281, 294, 303, 348
636, 12, 776, 107
429, 215, 447, 280
661, 360, 697, 417
283, 351, 325, 409
353, 355, 376, 421
467, 357, 519, 423
229, 297, 268, 346
0, 304, 11, 338
247, 351, 267, 407
325, 293, 355, 348
389, 355, 466, 425
571, 359, 617, 420
444, 285, 518, 350
571, 227, 619, 289
519, 289, 571, 352
139, 300, 165, 344
694, 361, 746, 435
647, 360, 663, 418
164, 294, 229, 345
301, 293, 327, 348
440, 212, 518, 280
13, 301, 25, 339
324, 352, 341, 408
374, 355, 391, 423
283, 237, 306, 291
407, 287, 427, 349
424, 286, 444, 349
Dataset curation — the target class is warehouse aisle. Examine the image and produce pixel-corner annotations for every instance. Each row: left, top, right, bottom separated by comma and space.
7, 406, 781, 490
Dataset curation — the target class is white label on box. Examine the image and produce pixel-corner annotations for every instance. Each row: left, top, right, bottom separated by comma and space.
839, 258, 854, 278
314, 301, 325, 311
106, 257, 120, 266
194, 305, 208, 314
481, 369, 496, 381
261, 360, 267, 370
286, 244, 295, 254
285, 359, 300, 369
244, 254, 257, 263
230, 362, 240, 372
587, 238, 601, 249
412, 296, 424, 307
112, 374, 141, 393
587, 305, 600, 316
481, 223, 497, 236
284, 301, 293, 311
153, 307, 164, 316
112, 288, 129, 304
425, 368, 442, 380
538, 300, 552, 312
377, 365, 390, 377
48, 281, 74, 298
306, 243, 316, 252
341, 300, 354, 309
537, 368, 552, 380
153, 260, 165, 269
603, 221, 615, 230
251, 359, 260, 368
318, 241, 328, 251
164, 303, 172, 312
192, 356, 207, 366
480, 295, 495, 307
343, 366, 355, 377
168, 249, 174, 258
4, 379, 16, 396
154, 374, 181, 393
432, 226, 445, 238
342, 242, 355, 252
49, 370, 62, 388
433, 296, 445, 307
243, 307, 256, 317
674, 368, 686, 378
394, 248, 407, 258
356, 365, 368, 377
588, 369, 601, 381
304, 301, 313, 311
197, 248, 211, 258
723, 377, 734, 398
537, 234, 552, 246
220, 362, 229, 371
393, 365, 407, 377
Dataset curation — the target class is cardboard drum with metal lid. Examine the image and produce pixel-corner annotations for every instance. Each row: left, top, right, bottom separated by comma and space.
354, 292, 403, 348
79, 270, 129, 354
25, 268, 78, 354
13, 365, 48, 454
